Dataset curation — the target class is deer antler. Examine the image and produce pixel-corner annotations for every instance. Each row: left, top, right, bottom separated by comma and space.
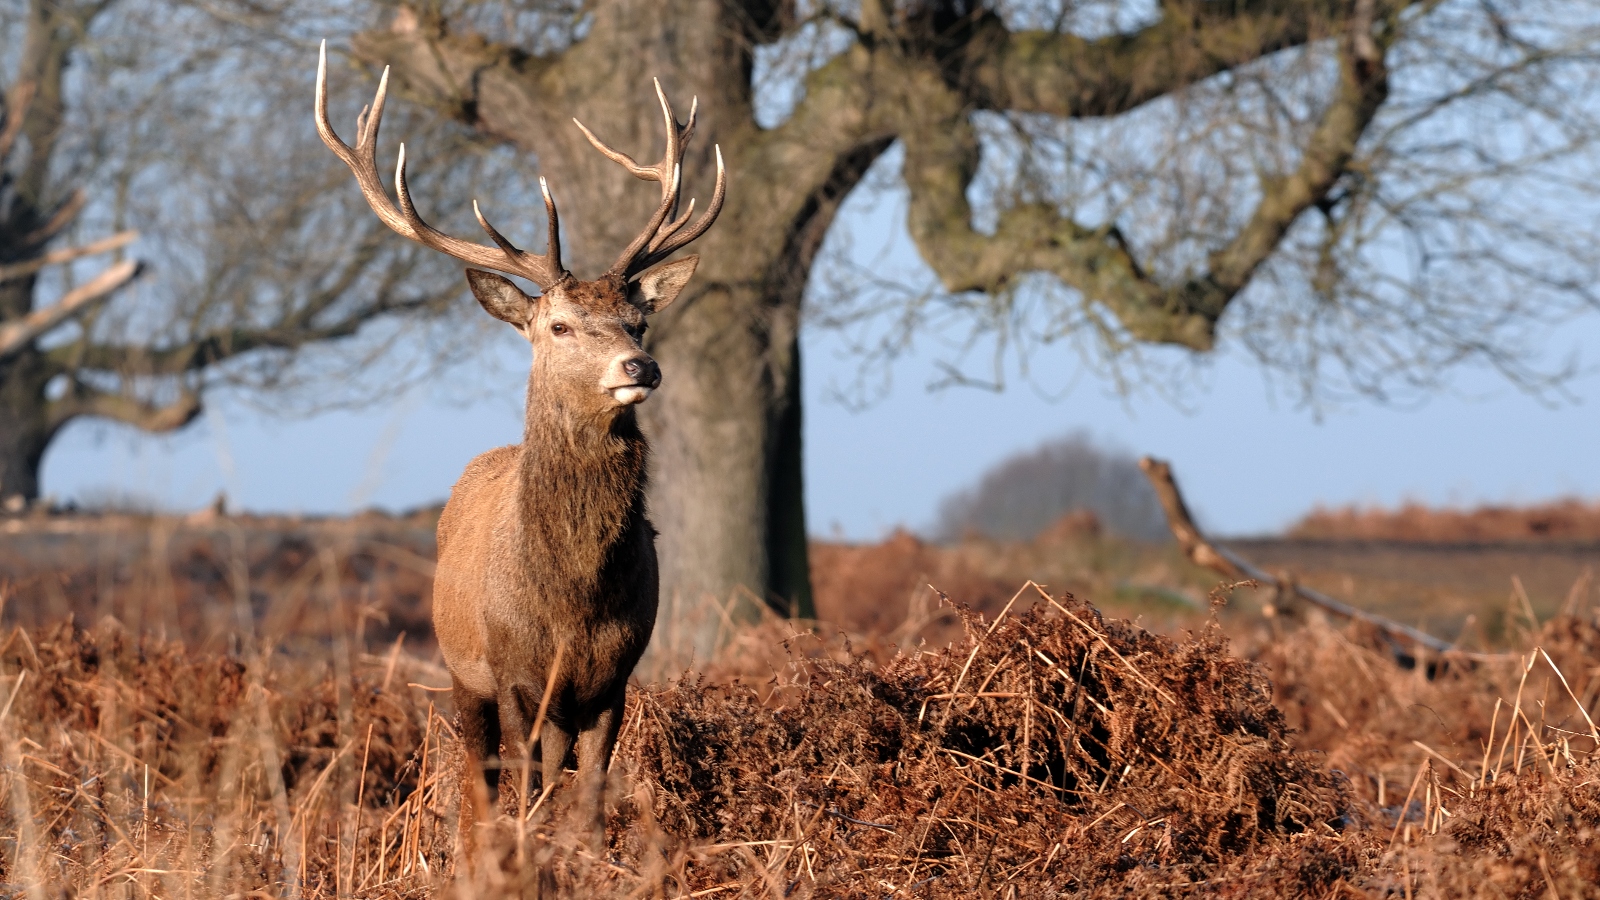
574, 78, 726, 280
314, 41, 567, 291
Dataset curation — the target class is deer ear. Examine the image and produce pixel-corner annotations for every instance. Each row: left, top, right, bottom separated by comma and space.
629, 255, 699, 314
465, 269, 535, 327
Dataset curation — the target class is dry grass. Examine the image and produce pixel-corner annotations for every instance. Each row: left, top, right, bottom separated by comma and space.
0, 516, 1597, 897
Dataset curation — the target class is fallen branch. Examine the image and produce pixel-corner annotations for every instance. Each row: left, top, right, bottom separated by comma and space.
1138, 456, 1458, 655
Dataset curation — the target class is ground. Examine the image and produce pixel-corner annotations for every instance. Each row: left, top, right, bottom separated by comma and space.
0, 510, 1595, 897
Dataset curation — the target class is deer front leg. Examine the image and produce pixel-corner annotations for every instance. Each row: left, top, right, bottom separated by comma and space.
453, 682, 500, 872
496, 685, 534, 815
500, 684, 575, 816
574, 693, 626, 851
538, 718, 575, 807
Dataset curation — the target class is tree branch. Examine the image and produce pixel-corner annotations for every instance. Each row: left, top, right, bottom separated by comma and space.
47, 382, 202, 435
357, 10, 900, 290
899, 78, 1220, 346
19, 189, 86, 248
0, 80, 36, 163
1202, 17, 1390, 301
0, 258, 139, 360
0, 229, 137, 284
899, 28, 1390, 349
55, 289, 443, 376
961, 0, 1345, 117
349, 16, 563, 147
1137, 455, 1491, 660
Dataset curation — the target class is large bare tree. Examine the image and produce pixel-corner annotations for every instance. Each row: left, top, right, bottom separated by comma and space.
349, 0, 1600, 619
0, 0, 486, 510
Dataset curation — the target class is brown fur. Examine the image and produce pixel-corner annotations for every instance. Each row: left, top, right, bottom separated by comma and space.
434, 260, 698, 851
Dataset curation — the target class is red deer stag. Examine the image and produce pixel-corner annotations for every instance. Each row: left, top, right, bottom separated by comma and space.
314, 44, 724, 847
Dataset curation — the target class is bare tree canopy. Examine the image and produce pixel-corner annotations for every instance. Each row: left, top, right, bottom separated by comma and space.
933, 432, 1169, 542
0, 0, 494, 508
805, 1, 1600, 404
341, 0, 1599, 620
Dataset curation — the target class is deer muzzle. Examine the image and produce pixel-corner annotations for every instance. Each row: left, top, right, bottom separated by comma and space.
604, 354, 661, 405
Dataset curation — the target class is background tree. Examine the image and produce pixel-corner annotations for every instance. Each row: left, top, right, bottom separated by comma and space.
0, 0, 486, 510
349, 0, 1600, 624
933, 432, 1169, 542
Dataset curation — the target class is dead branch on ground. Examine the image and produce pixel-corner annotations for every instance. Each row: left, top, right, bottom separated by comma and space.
1138, 456, 1477, 659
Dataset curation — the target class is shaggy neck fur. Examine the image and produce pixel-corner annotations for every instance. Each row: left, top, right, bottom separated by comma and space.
517, 371, 649, 606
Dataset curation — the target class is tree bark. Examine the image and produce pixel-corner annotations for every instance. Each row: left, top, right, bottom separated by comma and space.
0, 0, 72, 510
0, 279, 52, 508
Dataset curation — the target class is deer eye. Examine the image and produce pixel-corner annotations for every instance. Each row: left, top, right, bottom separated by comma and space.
551, 322, 569, 336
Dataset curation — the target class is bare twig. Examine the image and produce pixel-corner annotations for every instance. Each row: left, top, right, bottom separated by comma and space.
1536, 647, 1600, 747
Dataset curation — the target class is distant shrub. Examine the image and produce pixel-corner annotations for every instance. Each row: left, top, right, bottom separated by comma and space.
932, 432, 1169, 543
67, 487, 163, 515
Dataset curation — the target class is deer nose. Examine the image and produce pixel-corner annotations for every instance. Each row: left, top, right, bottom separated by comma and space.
622, 356, 660, 388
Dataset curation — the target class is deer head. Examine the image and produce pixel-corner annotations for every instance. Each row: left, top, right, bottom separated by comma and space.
313, 43, 725, 412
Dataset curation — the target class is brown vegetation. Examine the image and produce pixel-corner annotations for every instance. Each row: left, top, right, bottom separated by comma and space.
0, 513, 438, 648
1291, 499, 1600, 543
0, 580, 1596, 897
810, 519, 1208, 646
0, 515, 1596, 897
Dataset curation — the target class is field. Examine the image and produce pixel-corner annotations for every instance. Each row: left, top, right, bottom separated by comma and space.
0, 512, 1596, 898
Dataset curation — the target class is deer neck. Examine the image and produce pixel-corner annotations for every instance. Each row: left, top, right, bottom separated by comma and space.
516, 372, 649, 585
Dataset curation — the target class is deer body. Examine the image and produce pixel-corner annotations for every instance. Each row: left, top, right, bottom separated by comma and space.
432, 431, 654, 712
315, 45, 725, 849
434, 411, 656, 817
432, 272, 686, 821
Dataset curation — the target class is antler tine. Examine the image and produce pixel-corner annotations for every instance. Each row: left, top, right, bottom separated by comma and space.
314, 40, 567, 290
573, 118, 652, 178
473, 178, 561, 272
581, 80, 724, 279
358, 66, 387, 152
681, 96, 698, 165
648, 198, 695, 254
607, 163, 680, 277
629, 144, 726, 277
572, 80, 684, 195
470, 183, 560, 276
653, 79, 683, 206
539, 177, 562, 269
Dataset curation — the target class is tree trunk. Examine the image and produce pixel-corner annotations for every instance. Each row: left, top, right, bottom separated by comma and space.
766, 330, 811, 618
640, 280, 808, 627
0, 283, 52, 510
0, 397, 49, 511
